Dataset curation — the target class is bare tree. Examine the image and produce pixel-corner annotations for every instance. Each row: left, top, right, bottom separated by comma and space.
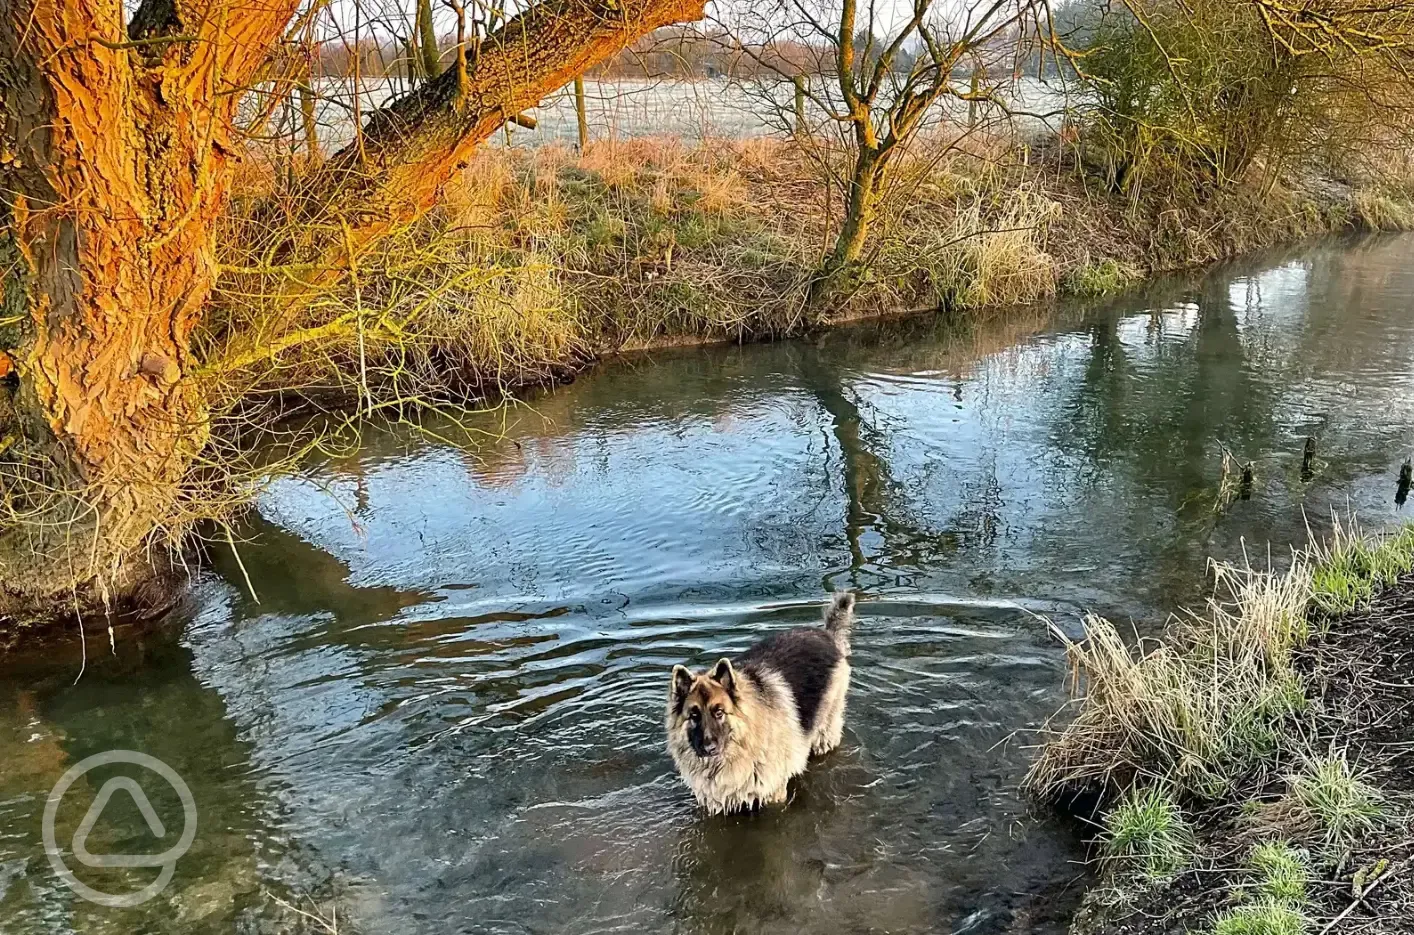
719, 0, 1046, 305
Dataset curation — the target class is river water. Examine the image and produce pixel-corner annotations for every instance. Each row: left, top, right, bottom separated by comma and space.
3, 237, 1414, 934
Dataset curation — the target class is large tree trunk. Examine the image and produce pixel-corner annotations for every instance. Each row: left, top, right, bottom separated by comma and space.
0, 0, 299, 619
0, 0, 704, 627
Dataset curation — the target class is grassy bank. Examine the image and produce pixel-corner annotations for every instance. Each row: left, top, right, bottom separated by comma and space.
1027, 522, 1414, 935
5, 125, 1411, 643
204, 135, 1414, 412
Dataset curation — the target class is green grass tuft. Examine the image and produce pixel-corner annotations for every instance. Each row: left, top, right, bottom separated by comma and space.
1062, 257, 1137, 298
1284, 753, 1385, 861
1101, 785, 1195, 881
1309, 522, 1414, 616
1246, 841, 1308, 905
1210, 900, 1309, 935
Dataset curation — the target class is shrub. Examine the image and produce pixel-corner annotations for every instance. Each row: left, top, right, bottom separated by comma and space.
1210, 900, 1309, 935
1069, 0, 1414, 200
1101, 785, 1195, 881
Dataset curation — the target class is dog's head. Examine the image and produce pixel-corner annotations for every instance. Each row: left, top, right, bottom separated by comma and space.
667, 659, 739, 760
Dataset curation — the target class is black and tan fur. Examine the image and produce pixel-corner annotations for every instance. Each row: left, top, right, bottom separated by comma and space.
666, 592, 856, 814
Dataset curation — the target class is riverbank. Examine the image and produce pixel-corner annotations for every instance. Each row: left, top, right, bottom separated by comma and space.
180, 136, 1414, 569
204, 135, 1414, 407
1028, 525, 1414, 935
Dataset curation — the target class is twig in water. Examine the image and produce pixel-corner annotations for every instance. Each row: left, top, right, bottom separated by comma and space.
268, 892, 339, 934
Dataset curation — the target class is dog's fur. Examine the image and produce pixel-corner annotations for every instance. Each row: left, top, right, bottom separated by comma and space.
665, 592, 855, 814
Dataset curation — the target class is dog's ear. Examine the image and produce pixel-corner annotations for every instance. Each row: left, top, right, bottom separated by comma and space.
709, 658, 736, 695
671, 665, 693, 704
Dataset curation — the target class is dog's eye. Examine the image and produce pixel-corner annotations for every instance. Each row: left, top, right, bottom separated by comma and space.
711, 707, 725, 721
688, 709, 701, 721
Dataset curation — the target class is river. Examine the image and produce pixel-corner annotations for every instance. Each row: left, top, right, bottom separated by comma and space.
3, 236, 1414, 934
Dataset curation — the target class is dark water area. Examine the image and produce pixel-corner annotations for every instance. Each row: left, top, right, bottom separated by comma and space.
5, 236, 1414, 934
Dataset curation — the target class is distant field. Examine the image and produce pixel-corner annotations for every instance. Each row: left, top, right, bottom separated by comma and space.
288, 76, 1075, 152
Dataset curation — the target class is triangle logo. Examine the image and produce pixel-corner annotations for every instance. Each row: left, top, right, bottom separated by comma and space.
71, 777, 169, 869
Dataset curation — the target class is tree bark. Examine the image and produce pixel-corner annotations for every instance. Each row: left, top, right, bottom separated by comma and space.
575, 76, 590, 150
0, 0, 300, 616
809, 150, 883, 307
0, 0, 705, 625
416, 0, 442, 77
299, 78, 321, 163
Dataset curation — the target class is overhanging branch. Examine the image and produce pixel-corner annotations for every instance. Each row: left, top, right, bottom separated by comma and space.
221, 0, 707, 358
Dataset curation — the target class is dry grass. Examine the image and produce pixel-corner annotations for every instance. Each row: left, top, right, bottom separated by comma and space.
1026, 557, 1313, 805
1027, 521, 1414, 811
1352, 189, 1414, 232
882, 182, 1063, 310
1033, 523, 1414, 935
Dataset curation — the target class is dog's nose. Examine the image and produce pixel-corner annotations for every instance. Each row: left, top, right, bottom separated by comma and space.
701, 742, 719, 756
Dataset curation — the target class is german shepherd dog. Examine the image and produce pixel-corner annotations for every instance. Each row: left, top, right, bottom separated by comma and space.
666, 593, 855, 814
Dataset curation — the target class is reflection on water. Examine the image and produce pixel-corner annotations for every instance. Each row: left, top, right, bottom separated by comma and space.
4, 236, 1414, 933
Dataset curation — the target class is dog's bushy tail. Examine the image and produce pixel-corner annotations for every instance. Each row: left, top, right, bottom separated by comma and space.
823, 592, 856, 654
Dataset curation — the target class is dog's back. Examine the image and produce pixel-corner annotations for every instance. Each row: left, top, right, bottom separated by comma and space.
737, 592, 855, 739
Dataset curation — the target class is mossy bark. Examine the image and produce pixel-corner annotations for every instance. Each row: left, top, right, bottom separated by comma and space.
416, 0, 443, 77
809, 149, 885, 309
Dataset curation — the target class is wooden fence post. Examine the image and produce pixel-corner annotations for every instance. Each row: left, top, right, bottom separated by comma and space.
575, 76, 589, 150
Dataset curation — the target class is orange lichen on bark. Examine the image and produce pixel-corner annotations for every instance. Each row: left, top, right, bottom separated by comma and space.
2, 0, 301, 558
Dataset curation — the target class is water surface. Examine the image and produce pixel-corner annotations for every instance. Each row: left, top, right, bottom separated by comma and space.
4, 237, 1414, 934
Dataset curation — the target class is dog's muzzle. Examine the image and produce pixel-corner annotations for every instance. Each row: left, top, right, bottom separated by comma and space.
689, 731, 721, 758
